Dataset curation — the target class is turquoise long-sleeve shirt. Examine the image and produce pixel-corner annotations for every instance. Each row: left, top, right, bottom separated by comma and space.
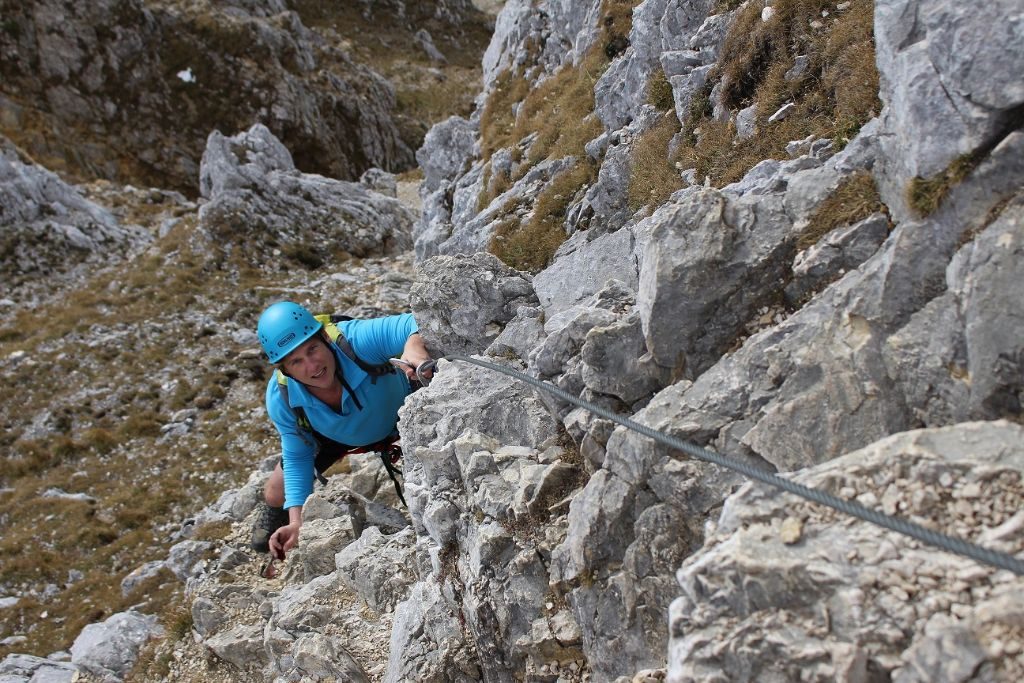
264, 313, 418, 509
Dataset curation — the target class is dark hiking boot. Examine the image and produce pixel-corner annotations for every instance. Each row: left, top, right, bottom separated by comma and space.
251, 504, 289, 554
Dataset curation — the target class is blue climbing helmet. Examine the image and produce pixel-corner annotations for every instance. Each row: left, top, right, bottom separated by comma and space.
257, 301, 323, 364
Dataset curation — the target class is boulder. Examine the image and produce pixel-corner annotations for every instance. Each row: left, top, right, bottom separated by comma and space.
198, 124, 414, 262
0, 144, 150, 301
293, 632, 370, 682
205, 623, 269, 671
70, 611, 164, 680
0, 654, 77, 683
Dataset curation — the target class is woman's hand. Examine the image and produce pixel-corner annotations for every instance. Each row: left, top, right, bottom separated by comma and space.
399, 333, 434, 382
269, 521, 300, 560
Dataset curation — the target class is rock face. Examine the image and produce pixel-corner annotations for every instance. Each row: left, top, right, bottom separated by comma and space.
0, 0, 418, 193
397, 0, 1024, 680
669, 421, 1024, 683
874, 0, 1024, 222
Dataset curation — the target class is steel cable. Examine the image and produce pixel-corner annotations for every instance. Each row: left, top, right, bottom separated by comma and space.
446, 354, 1024, 576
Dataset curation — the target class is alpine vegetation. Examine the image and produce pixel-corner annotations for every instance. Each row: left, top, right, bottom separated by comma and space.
1, 1, 1023, 682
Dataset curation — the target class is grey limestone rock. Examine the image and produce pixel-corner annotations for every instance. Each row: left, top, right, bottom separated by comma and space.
198, 124, 414, 261
191, 596, 229, 638
430, 155, 577, 258
530, 279, 635, 380
336, 527, 418, 613
0, 654, 77, 683
292, 633, 370, 683
271, 572, 343, 633
416, 115, 478, 194
359, 167, 399, 198
532, 227, 639, 318
484, 305, 547, 362
386, 580, 481, 682
785, 212, 890, 304
165, 540, 215, 581
581, 135, 636, 233
873, 0, 1024, 222
0, 144, 151, 301
120, 560, 166, 598
410, 251, 538, 356
735, 104, 758, 140
637, 185, 796, 377
668, 421, 1024, 683
205, 623, 269, 671
293, 516, 357, 582
580, 310, 671, 405
885, 196, 1024, 425
70, 611, 164, 680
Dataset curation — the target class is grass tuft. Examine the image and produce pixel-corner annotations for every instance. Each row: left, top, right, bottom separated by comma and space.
628, 113, 684, 212
800, 171, 888, 249
906, 153, 979, 217
647, 68, 675, 112
490, 160, 599, 273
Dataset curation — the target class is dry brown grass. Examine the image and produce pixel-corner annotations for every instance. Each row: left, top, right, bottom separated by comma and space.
800, 171, 888, 249
490, 161, 599, 273
647, 68, 675, 112
480, 1, 643, 269
628, 112, 684, 212
906, 153, 979, 217
674, 0, 880, 187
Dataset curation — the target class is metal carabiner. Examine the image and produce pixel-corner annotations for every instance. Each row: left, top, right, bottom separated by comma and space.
415, 360, 436, 387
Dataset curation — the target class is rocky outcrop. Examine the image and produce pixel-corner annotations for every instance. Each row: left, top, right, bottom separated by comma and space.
198, 124, 414, 265
69, 611, 164, 680
399, 0, 1024, 680
0, 140, 152, 302
874, 0, 1024, 222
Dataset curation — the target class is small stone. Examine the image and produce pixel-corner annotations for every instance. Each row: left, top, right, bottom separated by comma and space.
959, 482, 982, 499
780, 517, 803, 544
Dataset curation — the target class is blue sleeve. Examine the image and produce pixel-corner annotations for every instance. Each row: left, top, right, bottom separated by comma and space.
339, 313, 419, 364
265, 379, 317, 510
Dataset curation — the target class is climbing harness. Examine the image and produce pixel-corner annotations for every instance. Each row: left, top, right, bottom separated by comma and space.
444, 354, 1024, 576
